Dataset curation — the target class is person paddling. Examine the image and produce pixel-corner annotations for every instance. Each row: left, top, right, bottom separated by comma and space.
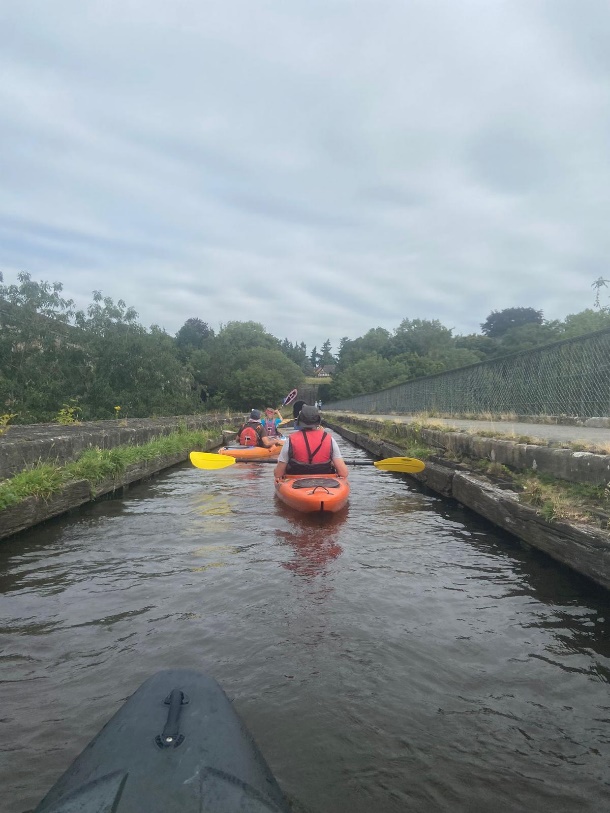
236, 409, 278, 448
291, 399, 306, 429
262, 406, 283, 438
274, 405, 348, 481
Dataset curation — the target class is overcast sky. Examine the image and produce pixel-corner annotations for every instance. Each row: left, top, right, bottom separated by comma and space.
2, 1, 609, 352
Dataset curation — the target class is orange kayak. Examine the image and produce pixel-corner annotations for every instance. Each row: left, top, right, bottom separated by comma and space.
218, 440, 284, 461
275, 474, 350, 513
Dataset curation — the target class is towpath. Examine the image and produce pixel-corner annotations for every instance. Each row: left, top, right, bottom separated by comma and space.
324, 412, 610, 450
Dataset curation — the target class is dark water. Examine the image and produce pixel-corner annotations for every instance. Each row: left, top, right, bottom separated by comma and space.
1, 439, 609, 812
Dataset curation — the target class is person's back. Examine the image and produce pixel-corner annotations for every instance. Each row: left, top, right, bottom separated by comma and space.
236, 409, 273, 447
274, 405, 349, 480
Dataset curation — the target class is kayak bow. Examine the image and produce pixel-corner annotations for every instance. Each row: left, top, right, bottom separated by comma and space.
33, 669, 292, 813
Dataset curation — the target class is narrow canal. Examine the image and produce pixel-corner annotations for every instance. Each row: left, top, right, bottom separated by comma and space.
1, 436, 609, 812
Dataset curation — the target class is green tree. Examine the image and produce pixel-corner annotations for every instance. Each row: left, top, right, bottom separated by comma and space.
318, 339, 335, 365
330, 353, 411, 400
175, 318, 214, 359
480, 307, 543, 338
74, 294, 197, 418
205, 321, 282, 397
337, 328, 391, 368
0, 272, 83, 421
454, 333, 498, 360
388, 318, 453, 357
562, 308, 610, 338
220, 348, 304, 409
280, 339, 313, 373
487, 321, 562, 356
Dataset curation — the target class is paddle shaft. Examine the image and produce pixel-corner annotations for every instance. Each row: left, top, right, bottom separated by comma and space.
189, 451, 425, 473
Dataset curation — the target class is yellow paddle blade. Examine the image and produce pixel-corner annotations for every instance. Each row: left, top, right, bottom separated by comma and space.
189, 451, 236, 469
373, 457, 426, 473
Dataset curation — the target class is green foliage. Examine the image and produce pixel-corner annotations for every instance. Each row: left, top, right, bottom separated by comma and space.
318, 339, 335, 365
3, 269, 610, 423
562, 308, 610, 338
0, 428, 217, 511
279, 339, 312, 373
480, 307, 543, 338
330, 353, 411, 400
220, 348, 304, 409
489, 321, 562, 356
388, 318, 454, 357
591, 276, 609, 309
175, 318, 214, 359
55, 400, 81, 425
0, 412, 17, 436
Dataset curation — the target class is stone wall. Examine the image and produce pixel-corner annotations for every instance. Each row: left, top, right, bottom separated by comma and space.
0, 414, 239, 479
325, 418, 610, 592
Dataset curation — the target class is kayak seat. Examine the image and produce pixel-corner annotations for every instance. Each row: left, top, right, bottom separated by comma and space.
291, 478, 340, 489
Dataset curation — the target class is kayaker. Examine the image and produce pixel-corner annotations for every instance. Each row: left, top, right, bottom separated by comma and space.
262, 406, 284, 438
274, 405, 349, 480
236, 409, 278, 448
291, 399, 306, 429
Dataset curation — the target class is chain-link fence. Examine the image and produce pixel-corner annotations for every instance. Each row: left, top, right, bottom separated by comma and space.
326, 328, 610, 418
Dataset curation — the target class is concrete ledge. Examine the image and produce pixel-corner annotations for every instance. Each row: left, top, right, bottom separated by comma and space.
325, 418, 610, 591
452, 472, 610, 590
0, 414, 235, 479
326, 415, 610, 487
0, 437, 220, 542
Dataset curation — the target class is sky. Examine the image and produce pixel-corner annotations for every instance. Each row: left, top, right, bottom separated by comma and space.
2, 1, 610, 353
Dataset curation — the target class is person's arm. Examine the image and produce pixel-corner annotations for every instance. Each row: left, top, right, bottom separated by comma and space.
274, 440, 290, 479
330, 437, 349, 478
333, 457, 349, 478
260, 431, 276, 448
274, 460, 287, 480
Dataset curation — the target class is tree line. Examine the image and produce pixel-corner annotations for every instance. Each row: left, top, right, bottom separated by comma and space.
1, 271, 609, 424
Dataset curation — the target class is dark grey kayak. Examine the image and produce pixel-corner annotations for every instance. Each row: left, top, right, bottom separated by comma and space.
34, 669, 292, 812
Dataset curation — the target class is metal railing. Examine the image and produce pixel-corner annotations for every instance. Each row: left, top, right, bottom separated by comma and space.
325, 328, 610, 418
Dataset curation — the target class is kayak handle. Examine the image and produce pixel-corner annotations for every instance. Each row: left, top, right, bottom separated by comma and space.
155, 688, 189, 748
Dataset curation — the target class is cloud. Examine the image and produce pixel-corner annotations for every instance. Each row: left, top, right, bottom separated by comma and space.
1, 0, 610, 352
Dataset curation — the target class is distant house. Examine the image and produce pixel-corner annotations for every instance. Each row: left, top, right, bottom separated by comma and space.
314, 365, 336, 377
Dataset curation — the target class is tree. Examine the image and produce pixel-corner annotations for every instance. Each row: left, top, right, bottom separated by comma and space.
0, 272, 82, 421
280, 339, 313, 373
318, 339, 335, 365
75, 296, 198, 418
387, 319, 453, 358
219, 348, 304, 409
309, 346, 319, 368
329, 353, 411, 400
480, 307, 543, 338
454, 333, 498, 360
337, 328, 391, 369
591, 277, 609, 310
175, 318, 214, 358
562, 308, 610, 338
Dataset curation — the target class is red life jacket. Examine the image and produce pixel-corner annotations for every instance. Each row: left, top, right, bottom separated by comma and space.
237, 422, 262, 447
287, 429, 334, 474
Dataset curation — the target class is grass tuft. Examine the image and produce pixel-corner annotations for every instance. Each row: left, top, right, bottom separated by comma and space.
0, 428, 217, 512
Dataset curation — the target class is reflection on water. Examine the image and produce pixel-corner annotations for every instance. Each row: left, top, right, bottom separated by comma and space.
275, 506, 345, 579
1, 452, 610, 813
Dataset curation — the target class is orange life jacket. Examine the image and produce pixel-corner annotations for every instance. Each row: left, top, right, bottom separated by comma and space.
287, 429, 334, 474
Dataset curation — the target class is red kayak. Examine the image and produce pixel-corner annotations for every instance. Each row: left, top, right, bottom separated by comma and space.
275, 474, 350, 514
